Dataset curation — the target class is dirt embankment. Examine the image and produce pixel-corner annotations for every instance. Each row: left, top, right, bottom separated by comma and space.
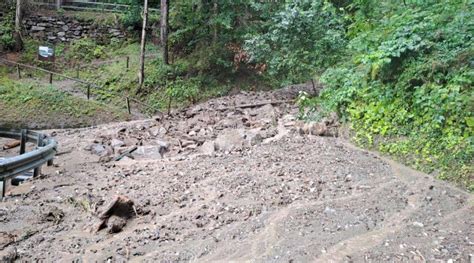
0, 85, 472, 262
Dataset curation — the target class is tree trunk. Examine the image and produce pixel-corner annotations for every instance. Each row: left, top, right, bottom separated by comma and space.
56, 0, 61, 10
212, 1, 217, 43
160, 0, 169, 65
138, 0, 149, 87
14, 0, 23, 52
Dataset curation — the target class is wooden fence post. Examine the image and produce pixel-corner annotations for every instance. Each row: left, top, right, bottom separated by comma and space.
49, 73, 53, 84
87, 85, 90, 100
126, 97, 131, 114
16, 65, 21, 79
126, 56, 129, 70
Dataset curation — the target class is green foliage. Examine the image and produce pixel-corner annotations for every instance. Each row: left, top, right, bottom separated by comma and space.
245, 0, 346, 85
307, 0, 473, 188
0, 6, 15, 51
67, 38, 106, 62
0, 77, 116, 119
165, 77, 200, 105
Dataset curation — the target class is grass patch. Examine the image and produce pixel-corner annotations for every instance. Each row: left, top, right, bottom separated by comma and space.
0, 76, 129, 128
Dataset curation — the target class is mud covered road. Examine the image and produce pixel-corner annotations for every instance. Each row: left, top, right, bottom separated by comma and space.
1, 86, 473, 262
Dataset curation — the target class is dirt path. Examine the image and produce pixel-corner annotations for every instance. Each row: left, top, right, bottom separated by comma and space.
0, 85, 472, 262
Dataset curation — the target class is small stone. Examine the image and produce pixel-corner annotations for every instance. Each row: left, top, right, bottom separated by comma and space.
413, 222, 424, 228
107, 215, 127, 233
344, 174, 353, 182
200, 141, 215, 155
110, 139, 125, 148
31, 26, 45, 31
91, 144, 107, 156
324, 207, 336, 214
0, 247, 17, 262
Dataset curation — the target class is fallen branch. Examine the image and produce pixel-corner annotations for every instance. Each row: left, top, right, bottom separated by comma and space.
216, 100, 294, 111
2, 140, 20, 150
113, 146, 138, 161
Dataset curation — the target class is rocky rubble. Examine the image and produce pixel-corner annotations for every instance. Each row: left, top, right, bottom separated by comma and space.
80, 86, 340, 163
0, 84, 472, 262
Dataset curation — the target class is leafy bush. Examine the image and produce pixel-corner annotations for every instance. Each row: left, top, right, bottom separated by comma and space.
66, 38, 106, 62
245, 0, 346, 85
306, 0, 473, 189
0, 6, 15, 51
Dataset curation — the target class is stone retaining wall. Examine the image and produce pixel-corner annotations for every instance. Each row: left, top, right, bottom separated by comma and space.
23, 15, 126, 44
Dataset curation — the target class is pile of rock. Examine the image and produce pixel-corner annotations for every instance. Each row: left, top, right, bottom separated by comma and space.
23, 15, 126, 44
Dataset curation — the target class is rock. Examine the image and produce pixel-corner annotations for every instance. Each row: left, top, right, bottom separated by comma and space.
110, 139, 125, 148
180, 140, 195, 148
157, 140, 169, 157
90, 144, 108, 156
41, 206, 64, 224
100, 195, 135, 220
149, 126, 161, 137
200, 141, 216, 155
107, 215, 127, 233
0, 232, 14, 249
57, 31, 65, 37
298, 122, 328, 136
245, 129, 263, 146
0, 247, 17, 263
413, 222, 424, 228
344, 174, 353, 182
135, 141, 169, 158
31, 26, 45, 31
215, 129, 244, 152
96, 195, 135, 234
324, 207, 336, 214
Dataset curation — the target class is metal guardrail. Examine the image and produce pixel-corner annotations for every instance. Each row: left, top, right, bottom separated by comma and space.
0, 129, 57, 197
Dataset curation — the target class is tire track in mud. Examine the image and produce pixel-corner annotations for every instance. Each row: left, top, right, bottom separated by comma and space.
314, 145, 473, 262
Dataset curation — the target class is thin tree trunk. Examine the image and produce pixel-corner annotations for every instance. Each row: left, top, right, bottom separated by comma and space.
14, 0, 23, 51
56, 0, 61, 10
160, 0, 169, 65
138, 0, 149, 87
310, 79, 318, 96
212, 1, 217, 43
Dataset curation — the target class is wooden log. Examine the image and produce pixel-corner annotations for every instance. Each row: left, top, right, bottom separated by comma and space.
2, 140, 20, 150
216, 100, 294, 111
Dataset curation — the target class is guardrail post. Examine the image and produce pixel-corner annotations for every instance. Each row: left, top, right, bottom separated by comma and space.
19, 129, 27, 155
0, 179, 5, 198
126, 56, 130, 70
126, 97, 131, 114
49, 73, 53, 84
16, 65, 21, 79
33, 134, 44, 178
87, 85, 90, 100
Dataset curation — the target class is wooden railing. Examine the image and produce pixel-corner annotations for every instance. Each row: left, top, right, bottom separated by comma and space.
30, 0, 160, 13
